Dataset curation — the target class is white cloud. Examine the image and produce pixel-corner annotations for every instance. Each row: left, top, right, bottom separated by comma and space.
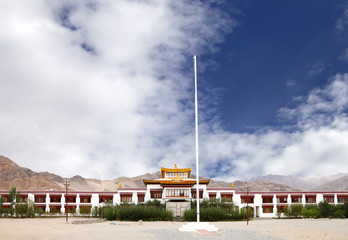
1, 0, 348, 183
0, 0, 236, 179
307, 62, 326, 77
285, 79, 297, 87
198, 75, 348, 181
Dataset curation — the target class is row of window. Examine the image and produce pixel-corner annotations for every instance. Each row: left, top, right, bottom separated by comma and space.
166, 189, 189, 197
165, 172, 188, 179
3, 194, 347, 204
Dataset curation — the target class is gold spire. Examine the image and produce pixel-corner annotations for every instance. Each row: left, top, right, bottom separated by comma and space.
174, 163, 177, 169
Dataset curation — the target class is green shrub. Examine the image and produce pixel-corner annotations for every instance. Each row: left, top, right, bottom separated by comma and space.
183, 206, 246, 221
79, 206, 91, 216
102, 205, 118, 220
34, 206, 45, 216
49, 207, 61, 215
340, 202, 348, 218
302, 205, 320, 218
16, 203, 34, 218
332, 209, 345, 219
284, 204, 303, 218
118, 205, 172, 221
92, 206, 101, 217
318, 201, 332, 218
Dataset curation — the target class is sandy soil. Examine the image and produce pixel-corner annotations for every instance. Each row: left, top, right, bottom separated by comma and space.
0, 218, 347, 240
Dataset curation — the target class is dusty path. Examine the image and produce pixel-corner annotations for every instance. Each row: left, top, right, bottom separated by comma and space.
0, 218, 347, 240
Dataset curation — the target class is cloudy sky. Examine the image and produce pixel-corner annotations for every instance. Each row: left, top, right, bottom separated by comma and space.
1, 0, 348, 181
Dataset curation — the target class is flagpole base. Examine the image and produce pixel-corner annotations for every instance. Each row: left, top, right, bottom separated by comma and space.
179, 222, 219, 232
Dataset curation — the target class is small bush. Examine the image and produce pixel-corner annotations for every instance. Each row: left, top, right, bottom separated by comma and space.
318, 201, 332, 218
79, 206, 91, 216
302, 205, 320, 218
92, 206, 101, 217
183, 206, 246, 221
34, 206, 45, 217
340, 202, 348, 218
102, 205, 117, 220
118, 205, 172, 221
284, 204, 303, 218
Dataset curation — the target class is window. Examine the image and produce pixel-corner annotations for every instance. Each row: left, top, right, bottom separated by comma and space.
323, 196, 334, 203
262, 207, 273, 213
165, 172, 188, 179
262, 197, 273, 203
99, 196, 113, 203
305, 196, 316, 203
19, 196, 28, 203
150, 191, 162, 199
121, 195, 132, 203
65, 206, 76, 214
241, 196, 254, 204
0, 195, 10, 203
277, 197, 287, 203
291, 197, 301, 203
50, 196, 61, 203
209, 193, 217, 201
337, 196, 348, 203
166, 189, 189, 197
277, 206, 286, 213
50, 206, 61, 214
35, 196, 46, 203
138, 194, 145, 202
80, 196, 91, 203
191, 190, 203, 199
66, 196, 76, 203
221, 194, 233, 202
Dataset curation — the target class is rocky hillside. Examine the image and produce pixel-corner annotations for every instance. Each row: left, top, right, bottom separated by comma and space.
249, 173, 348, 191
315, 176, 348, 191
0, 156, 63, 190
1, 155, 346, 192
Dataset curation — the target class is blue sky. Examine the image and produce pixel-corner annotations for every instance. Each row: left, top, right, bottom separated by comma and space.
1, 0, 348, 181
203, 0, 348, 132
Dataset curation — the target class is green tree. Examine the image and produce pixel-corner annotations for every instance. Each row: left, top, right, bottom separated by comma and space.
318, 201, 332, 218
0, 195, 4, 217
9, 187, 17, 216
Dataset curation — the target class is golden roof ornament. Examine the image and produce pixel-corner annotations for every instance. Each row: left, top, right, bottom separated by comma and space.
119, 183, 122, 188
174, 163, 178, 169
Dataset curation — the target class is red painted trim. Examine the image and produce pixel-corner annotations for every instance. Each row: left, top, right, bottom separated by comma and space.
241, 195, 254, 198
276, 204, 289, 207
207, 188, 234, 190
118, 188, 146, 190
120, 193, 133, 196
262, 205, 274, 208
163, 185, 192, 188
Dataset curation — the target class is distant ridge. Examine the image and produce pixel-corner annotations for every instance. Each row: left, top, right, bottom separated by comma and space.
1, 155, 346, 191
249, 173, 348, 191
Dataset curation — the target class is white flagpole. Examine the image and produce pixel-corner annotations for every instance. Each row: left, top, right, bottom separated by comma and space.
193, 55, 200, 223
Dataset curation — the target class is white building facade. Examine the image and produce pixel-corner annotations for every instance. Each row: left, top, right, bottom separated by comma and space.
1, 165, 348, 218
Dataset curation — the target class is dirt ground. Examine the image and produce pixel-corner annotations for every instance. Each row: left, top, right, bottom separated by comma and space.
0, 217, 347, 240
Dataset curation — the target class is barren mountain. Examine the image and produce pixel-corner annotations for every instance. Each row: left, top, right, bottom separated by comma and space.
249, 173, 348, 191
0, 156, 63, 190
1, 155, 346, 192
315, 176, 348, 191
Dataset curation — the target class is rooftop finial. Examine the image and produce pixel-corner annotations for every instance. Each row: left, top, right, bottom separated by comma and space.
174, 163, 177, 169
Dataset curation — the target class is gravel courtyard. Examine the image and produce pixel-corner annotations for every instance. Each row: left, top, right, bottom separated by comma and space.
0, 218, 347, 240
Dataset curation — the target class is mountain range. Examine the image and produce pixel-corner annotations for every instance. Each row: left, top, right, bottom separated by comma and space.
1, 155, 347, 192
